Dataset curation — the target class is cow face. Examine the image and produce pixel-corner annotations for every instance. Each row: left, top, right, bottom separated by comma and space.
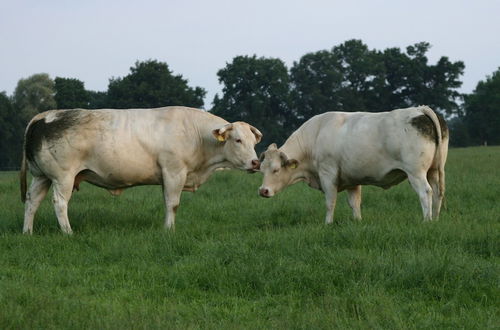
212, 122, 262, 172
258, 143, 299, 197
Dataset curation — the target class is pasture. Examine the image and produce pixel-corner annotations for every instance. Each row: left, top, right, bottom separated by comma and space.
0, 146, 499, 328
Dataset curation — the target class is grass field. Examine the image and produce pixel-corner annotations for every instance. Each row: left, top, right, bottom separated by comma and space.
0, 146, 499, 329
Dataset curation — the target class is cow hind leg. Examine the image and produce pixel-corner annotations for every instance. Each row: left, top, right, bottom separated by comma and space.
407, 172, 433, 221
427, 168, 443, 219
347, 185, 362, 220
23, 176, 52, 234
52, 177, 75, 234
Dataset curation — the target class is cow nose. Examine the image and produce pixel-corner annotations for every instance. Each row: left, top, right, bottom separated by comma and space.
259, 187, 270, 197
251, 159, 260, 170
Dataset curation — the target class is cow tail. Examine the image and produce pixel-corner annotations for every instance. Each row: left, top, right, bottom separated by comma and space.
421, 106, 445, 199
20, 139, 27, 203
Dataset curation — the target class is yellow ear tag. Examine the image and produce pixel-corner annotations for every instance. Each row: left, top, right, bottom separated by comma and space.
217, 135, 225, 142
290, 163, 297, 169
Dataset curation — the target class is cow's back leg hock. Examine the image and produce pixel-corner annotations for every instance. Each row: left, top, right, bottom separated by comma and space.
23, 176, 52, 234
407, 172, 433, 221
161, 169, 187, 231
347, 185, 362, 220
319, 173, 338, 224
52, 177, 75, 234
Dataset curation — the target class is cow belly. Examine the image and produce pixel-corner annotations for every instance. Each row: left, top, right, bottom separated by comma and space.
340, 169, 407, 190
76, 167, 161, 190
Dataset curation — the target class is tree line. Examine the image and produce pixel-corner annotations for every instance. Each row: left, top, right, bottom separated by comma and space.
1, 39, 499, 169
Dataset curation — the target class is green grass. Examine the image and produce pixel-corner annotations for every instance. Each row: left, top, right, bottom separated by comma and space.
0, 146, 499, 329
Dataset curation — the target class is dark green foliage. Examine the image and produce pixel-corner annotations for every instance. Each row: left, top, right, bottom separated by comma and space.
0, 147, 498, 328
448, 116, 472, 147
106, 60, 206, 109
0, 92, 23, 168
87, 90, 109, 109
463, 68, 500, 145
54, 77, 90, 109
211, 55, 293, 149
12, 73, 57, 122
290, 40, 465, 121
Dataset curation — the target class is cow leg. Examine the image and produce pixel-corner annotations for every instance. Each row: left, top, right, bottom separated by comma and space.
52, 177, 74, 234
347, 185, 362, 220
319, 174, 338, 224
161, 170, 187, 231
23, 176, 52, 234
427, 168, 442, 219
407, 173, 433, 221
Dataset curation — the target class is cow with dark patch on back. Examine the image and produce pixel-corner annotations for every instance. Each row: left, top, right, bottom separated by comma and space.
20, 106, 263, 234
258, 106, 449, 223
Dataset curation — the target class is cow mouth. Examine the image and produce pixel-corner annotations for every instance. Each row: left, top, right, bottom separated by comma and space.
246, 168, 258, 174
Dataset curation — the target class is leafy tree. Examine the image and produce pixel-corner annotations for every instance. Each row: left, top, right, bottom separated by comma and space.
0, 92, 23, 168
291, 40, 383, 120
87, 90, 109, 109
463, 68, 500, 145
211, 55, 293, 148
13, 73, 56, 122
54, 77, 90, 109
291, 40, 465, 121
377, 42, 464, 115
107, 60, 206, 109
447, 116, 471, 147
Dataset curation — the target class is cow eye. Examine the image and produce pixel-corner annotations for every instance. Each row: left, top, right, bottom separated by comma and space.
236, 139, 242, 143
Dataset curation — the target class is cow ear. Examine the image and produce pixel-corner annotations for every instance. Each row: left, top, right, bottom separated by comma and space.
249, 125, 262, 144
212, 124, 233, 142
286, 159, 299, 169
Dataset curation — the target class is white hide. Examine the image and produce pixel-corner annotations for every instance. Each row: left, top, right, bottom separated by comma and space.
20, 106, 262, 234
259, 106, 449, 223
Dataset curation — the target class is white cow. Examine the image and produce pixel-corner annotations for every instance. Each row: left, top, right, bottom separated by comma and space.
20, 106, 262, 234
258, 106, 448, 223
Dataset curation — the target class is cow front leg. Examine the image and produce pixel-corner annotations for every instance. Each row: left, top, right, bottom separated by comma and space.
161, 170, 186, 231
23, 176, 52, 234
319, 174, 338, 224
347, 185, 362, 220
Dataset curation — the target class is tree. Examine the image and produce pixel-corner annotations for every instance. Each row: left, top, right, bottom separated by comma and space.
106, 60, 206, 109
463, 68, 500, 145
291, 40, 465, 121
0, 92, 23, 168
377, 42, 464, 115
13, 73, 56, 122
54, 77, 90, 109
291, 40, 383, 120
447, 116, 471, 147
87, 90, 109, 109
211, 55, 293, 148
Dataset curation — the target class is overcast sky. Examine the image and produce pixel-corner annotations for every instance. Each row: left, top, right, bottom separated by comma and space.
1, 0, 499, 108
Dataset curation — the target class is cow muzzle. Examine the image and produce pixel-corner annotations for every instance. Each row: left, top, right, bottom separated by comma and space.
247, 159, 260, 173
259, 187, 273, 198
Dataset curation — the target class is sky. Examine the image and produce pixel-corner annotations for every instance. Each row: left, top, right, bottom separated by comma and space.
1, 0, 499, 108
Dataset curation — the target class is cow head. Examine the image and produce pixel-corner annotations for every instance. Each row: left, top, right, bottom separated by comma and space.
258, 143, 299, 197
212, 122, 262, 172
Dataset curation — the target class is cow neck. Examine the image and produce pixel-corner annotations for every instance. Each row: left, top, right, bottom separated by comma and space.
200, 135, 233, 171
280, 135, 316, 187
